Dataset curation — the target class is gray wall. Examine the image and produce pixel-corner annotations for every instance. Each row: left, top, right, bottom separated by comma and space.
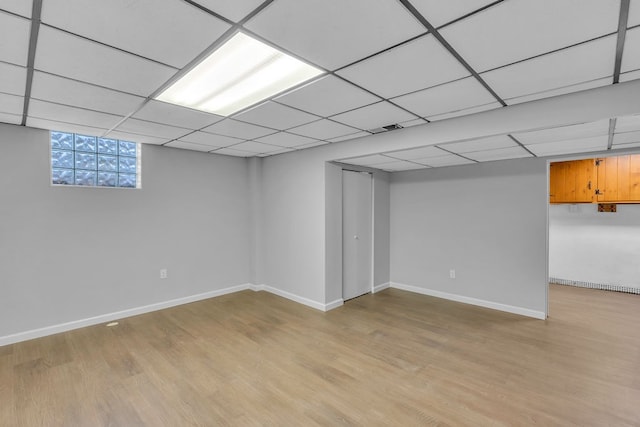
0, 124, 251, 337
390, 158, 549, 314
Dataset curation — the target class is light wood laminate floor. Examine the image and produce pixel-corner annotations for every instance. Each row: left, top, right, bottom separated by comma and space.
1, 284, 639, 426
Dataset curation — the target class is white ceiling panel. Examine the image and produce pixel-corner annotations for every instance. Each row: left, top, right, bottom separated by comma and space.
416, 154, 475, 167
0, 93, 23, 115
513, 119, 610, 145
331, 101, 416, 131
31, 71, 145, 116
114, 118, 191, 140
0, 11, 30, 66
376, 160, 426, 172
275, 75, 380, 117
294, 140, 331, 150
464, 146, 532, 162
328, 131, 371, 143
26, 117, 108, 135
613, 141, 640, 149
190, 0, 264, 22
392, 77, 496, 118
629, 0, 640, 27
410, 0, 498, 28
133, 100, 223, 130
526, 135, 608, 156
245, 0, 425, 70
619, 69, 640, 82
0, 62, 26, 96
387, 145, 449, 160
0, 112, 22, 125
257, 147, 296, 157
28, 99, 124, 129
428, 102, 502, 121
165, 141, 215, 153
203, 118, 276, 140
228, 141, 284, 154
401, 118, 429, 128
615, 114, 640, 133
288, 119, 359, 140
440, 0, 620, 72
482, 35, 616, 100
341, 154, 396, 166
35, 26, 177, 97
255, 132, 318, 148
1, 0, 33, 17
212, 147, 255, 157
505, 78, 612, 105
440, 135, 516, 153
336, 34, 469, 98
613, 130, 640, 145
179, 131, 242, 147
621, 27, 640, 73
40, 0, 230, 69
234, 101, 319, 130
105, 130, 169, 145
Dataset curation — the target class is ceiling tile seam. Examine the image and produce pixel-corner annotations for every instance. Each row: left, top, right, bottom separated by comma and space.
25, 114, 108, 131
435, 0, 505, 30
507, 135, 537, 157
434, 145, 479, 162
607, 118, 617, 149
613, 0, 631, 83
387, 75, 471, 100
0, 59, 27, 69
28, 96, 130, 120
180, 0, 235, 25
20, 0, 43, 126
397, 0, 506, 107
502, 76, 616, 104
0, 7, 30, 19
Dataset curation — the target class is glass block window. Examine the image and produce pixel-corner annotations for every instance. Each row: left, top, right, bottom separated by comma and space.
51, 131, 140, 188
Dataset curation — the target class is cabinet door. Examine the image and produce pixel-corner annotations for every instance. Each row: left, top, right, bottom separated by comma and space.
598, 154, 640, 202
550, 159, 595, 203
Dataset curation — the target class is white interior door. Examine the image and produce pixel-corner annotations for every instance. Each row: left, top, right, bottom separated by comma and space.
342, 170, 373, 301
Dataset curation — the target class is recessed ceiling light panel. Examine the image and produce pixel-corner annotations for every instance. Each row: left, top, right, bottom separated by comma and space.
156, 32, 324, 116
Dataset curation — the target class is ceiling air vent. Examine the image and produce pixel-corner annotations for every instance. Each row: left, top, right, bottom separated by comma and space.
368, 123, 404, 134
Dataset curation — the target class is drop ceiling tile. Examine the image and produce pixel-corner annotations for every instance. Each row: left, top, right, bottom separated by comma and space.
114, 118, 191, 140
202, 118, 276, 140
615, 114, 640, 133
165, 141, 215, 152
505, 78, 612, 105
105, 130, 169, 145
375, 160, 427, 172
337, 34, 469, 99
234, 102, 319, 130
31, 71, 145, 116
245, 0, 425, 70
464, 146, 533, 162
187, 0, 264, 22
35, 26, 177, 97
411, 0, 498, 27
327, 131, 371, 143
28, 99, 124, 129
613, 141, 640, 149
275, 75, 381, 117
392, 77, 496, 118
0, 93, 23, 115
386, 145, 449, 161
482, 35, 616, 100
0, 11, 30, 66
621, 27, 640, 73
254, 132, 318, 148
526, 135, 608, 156
440, 0, 620, 72
40, 0, 230, 69
629, 0, 640, 27
0, 112, 22, 125
212, 147, 255, 157
26, 117, 109, 135
619, 69, 640, 82
416, 154, 475, 167
179, 131, 243, 147
428, 102, 502, 121
331, 101, 416, 131
341, 154, 395, 167
401, 118, 429, 128
227, 141, 283, 154
257, 147, 296, 157
288, 119, 359, 140
133, 100, 223, 130
613, 130, 640, 145
0, 62, 26, 96
439, 135, 516, 153
1, 0, 33, 17
513, 119, 610, 145
295, 140, 331, 150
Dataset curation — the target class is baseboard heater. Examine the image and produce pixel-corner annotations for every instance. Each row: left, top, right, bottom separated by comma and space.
550, 277, 640, 295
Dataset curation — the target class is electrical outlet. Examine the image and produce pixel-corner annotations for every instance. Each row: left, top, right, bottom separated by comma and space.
449, 269, 456, 279
160, 269, 168, 279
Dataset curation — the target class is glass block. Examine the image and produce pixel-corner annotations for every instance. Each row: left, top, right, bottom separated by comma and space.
51, 150, 74, 169
98, 172, 117, 187
51, 132, 74, 150
119, 140, 137, 157
98, 138, 118, 154
118, 173, 136, 188
75, 170, 97, 186
119, 156, 136, 173
75, 152, 96, 170
75, 134, 97, 152
97, 155, 117, 171
52, 168, 74, 185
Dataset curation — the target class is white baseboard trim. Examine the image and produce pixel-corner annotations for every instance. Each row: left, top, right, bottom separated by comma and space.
372, 282, 391, 294
252, 284, 342, 312
0, 283, 252, 347
390, 282, 546, 320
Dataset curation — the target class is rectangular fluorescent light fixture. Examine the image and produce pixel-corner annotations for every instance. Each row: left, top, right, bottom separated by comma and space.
156, 32, 324, 116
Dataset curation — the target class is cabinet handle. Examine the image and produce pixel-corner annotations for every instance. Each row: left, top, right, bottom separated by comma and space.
588, 181, 591, 190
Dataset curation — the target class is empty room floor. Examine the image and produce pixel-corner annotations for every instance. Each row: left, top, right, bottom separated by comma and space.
1, 284, 639, 426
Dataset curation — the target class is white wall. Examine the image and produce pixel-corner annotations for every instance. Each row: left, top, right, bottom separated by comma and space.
549, 203, 640, 289
389, 158, 549, 317
0, 124, 251, 339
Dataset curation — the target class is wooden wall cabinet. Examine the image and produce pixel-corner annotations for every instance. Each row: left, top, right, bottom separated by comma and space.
595, 154, 640, 203
549, 159, 595, 203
